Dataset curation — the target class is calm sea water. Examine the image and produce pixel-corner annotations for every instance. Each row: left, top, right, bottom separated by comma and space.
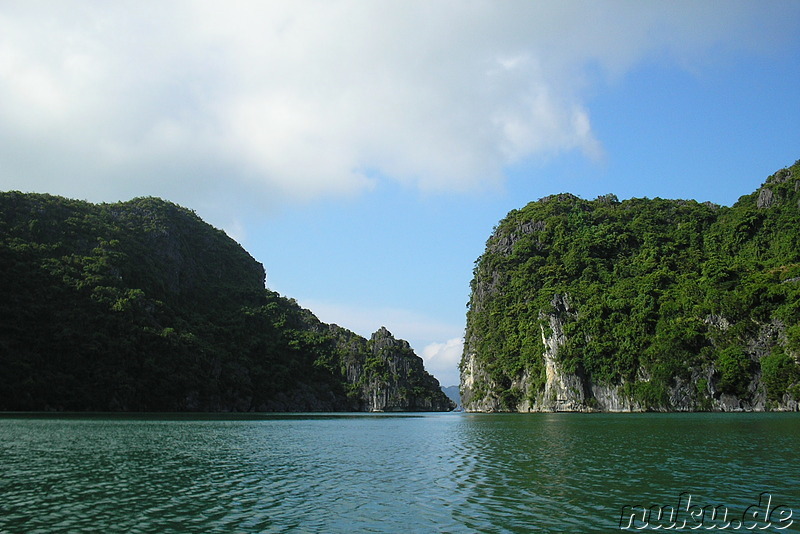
1, 412, 798, 533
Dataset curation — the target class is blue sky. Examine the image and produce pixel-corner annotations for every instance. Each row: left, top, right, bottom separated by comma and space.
2, 1, 799, 386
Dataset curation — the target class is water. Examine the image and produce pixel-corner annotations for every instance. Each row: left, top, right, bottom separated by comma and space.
0, 412, 798, 533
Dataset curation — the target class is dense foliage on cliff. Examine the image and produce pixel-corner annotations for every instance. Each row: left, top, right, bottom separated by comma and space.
462, 160, 800, 411
0, 192, 452, 412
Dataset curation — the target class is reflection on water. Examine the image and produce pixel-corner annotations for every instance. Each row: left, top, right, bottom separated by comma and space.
451, 413, 800, 532
0, 413, 797, 533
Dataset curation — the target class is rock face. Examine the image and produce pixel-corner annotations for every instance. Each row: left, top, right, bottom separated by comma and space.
461, 293, 642, 412
462, 291, 799, 413
339, 327, 455, 412
460, 161, 800, 412
757, 187, 775, 209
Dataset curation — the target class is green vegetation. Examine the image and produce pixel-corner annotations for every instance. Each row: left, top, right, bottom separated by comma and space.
0, 193, 452, 412
463, 160, 800, 410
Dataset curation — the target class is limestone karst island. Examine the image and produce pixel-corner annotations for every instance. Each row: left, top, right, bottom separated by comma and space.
0, 194, 452, 412
460, 160, 800, 412
2, 160, 800, 413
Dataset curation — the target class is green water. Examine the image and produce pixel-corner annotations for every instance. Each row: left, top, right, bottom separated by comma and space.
0, 412, 797, 533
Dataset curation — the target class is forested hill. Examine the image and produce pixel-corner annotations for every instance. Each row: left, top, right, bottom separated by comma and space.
0, 193, 453, 412
461, 160, 800, 412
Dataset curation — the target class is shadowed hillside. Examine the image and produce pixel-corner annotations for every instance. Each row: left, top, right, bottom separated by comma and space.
0, 193, 453, 412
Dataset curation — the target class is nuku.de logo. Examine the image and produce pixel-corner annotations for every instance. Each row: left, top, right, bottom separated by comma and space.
619, 492, 793, 531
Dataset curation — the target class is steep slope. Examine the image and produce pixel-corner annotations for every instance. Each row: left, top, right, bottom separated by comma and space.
461, 161, 800, 412
0, 192, 453, 412
333, 326, 455, 411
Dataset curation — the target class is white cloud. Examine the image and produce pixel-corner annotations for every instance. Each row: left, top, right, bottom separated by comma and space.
2, 1, 794, 208
422, 338, 464, 388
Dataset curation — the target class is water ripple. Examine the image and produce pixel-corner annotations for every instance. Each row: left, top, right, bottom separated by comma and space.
1, 413, 798, 533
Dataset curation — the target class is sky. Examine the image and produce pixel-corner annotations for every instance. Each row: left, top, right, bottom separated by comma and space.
2, 1, 799, 387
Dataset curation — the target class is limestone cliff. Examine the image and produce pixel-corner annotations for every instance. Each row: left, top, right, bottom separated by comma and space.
336, 327, 455, 412
460, 161, 800, 412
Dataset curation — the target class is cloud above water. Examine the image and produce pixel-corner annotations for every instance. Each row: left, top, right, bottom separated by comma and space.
1, 1, 796, 209
422, 338, 464, 388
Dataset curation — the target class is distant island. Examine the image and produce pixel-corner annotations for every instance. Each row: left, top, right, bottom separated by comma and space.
441, 385, 461, 410
461, 160, 800, 412
0, 193, 453, 412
